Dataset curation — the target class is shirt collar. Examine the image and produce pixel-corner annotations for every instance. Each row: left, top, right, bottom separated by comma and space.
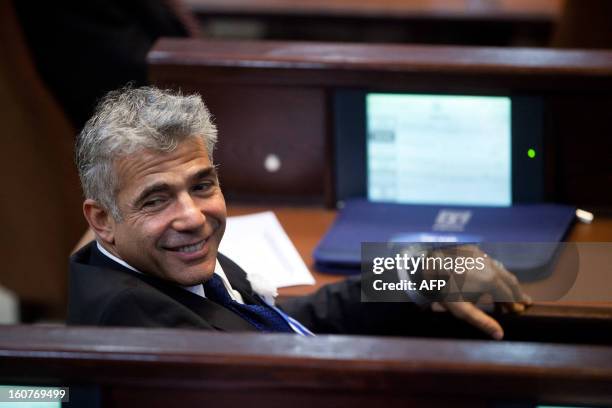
95, 241, 243, 303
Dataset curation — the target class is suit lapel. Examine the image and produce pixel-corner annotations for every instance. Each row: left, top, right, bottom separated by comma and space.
86, 243, 259, 332
217, 252, 267, 306
140, 276, 258, 332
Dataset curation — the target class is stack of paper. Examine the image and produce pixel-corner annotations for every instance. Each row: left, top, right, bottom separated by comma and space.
219, 212, 315, 291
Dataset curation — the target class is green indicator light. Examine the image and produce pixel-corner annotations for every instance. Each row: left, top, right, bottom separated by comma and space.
527, 148, 536, 159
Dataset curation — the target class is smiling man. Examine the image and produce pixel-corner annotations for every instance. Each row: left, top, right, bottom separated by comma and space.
86, 136, 225, 286
69, 86, 530, 338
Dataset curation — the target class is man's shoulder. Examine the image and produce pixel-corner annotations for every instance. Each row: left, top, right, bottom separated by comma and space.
67, 242, 203, 327
69, 241, 153, 297
67, 242, 258, 330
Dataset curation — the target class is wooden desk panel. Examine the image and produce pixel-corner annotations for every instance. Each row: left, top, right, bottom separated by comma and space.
150, 39, 612, 83
2, 325, 612, 406
567, 217, 612, 241
188, 0, 561, 47
186, 0, 562, 22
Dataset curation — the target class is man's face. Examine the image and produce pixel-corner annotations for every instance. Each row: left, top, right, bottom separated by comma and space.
107, 137, 226, 285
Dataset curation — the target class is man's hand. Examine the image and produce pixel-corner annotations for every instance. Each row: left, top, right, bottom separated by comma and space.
433, 245, 532, 340
442, 302, 506, 340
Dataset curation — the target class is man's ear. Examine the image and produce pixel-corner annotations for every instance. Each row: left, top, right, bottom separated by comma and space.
83, 199, 116, 245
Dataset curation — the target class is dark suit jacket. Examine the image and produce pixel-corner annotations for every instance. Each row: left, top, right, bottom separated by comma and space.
68, 242, 422, 335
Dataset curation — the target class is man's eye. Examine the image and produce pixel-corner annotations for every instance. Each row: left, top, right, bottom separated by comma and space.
193, 182, 213, 192
142, 198, 166, 208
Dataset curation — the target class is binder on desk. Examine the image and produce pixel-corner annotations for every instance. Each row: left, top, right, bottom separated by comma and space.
313, 199, 576, 281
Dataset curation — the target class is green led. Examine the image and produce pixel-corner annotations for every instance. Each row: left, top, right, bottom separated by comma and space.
527, 148, 536, 159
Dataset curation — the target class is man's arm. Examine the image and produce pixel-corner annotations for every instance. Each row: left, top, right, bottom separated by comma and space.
278, 276, 425, 336
279, 245, 531, 339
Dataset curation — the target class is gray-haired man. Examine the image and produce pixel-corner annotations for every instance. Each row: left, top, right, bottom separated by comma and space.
69, 86, 530, 338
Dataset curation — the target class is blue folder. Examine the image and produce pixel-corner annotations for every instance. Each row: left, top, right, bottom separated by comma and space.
313, 199, 576, 281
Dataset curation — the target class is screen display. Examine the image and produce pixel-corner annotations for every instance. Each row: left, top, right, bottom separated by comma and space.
366, 93, 512, 207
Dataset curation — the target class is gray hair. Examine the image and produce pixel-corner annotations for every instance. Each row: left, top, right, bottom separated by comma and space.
75, 86, 217, 221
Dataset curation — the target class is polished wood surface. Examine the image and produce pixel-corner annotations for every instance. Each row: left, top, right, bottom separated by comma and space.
1, 325, 612, 406
199, 85, 328, 203
150, 38, 612, 80
567, 217, 612, 241
186, 0, 562, 22
188, 0, 561, 46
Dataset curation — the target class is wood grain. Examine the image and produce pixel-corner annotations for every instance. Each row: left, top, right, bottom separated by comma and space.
185, 0, 563, 22
150, 38, 612, 79
1, 325, 612, 406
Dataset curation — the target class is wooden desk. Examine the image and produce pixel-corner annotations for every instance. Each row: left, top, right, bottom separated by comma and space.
228, 205, 612, 336
3, 325, 612, 407
186, 0, 562, 22
186, 0, 562, 46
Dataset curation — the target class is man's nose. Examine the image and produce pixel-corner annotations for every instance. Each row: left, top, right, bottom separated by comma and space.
172, 193, 205, 231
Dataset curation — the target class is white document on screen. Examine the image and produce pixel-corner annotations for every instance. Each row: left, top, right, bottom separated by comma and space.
219, 211, 315, 294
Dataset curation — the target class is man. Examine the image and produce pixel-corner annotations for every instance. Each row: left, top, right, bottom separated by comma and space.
69, 86, 530, 338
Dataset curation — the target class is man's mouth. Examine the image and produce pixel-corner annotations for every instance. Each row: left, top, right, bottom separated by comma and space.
165, 239, 207, 253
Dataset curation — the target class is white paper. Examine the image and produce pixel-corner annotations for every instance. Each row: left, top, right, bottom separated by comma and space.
219, 211, 315, 290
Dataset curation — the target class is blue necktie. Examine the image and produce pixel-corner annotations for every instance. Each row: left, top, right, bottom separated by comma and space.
203, 274, 293, 333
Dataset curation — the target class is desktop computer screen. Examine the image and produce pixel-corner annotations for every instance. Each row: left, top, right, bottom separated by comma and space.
366, 93, 512, 206
334, 90, 544, 206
